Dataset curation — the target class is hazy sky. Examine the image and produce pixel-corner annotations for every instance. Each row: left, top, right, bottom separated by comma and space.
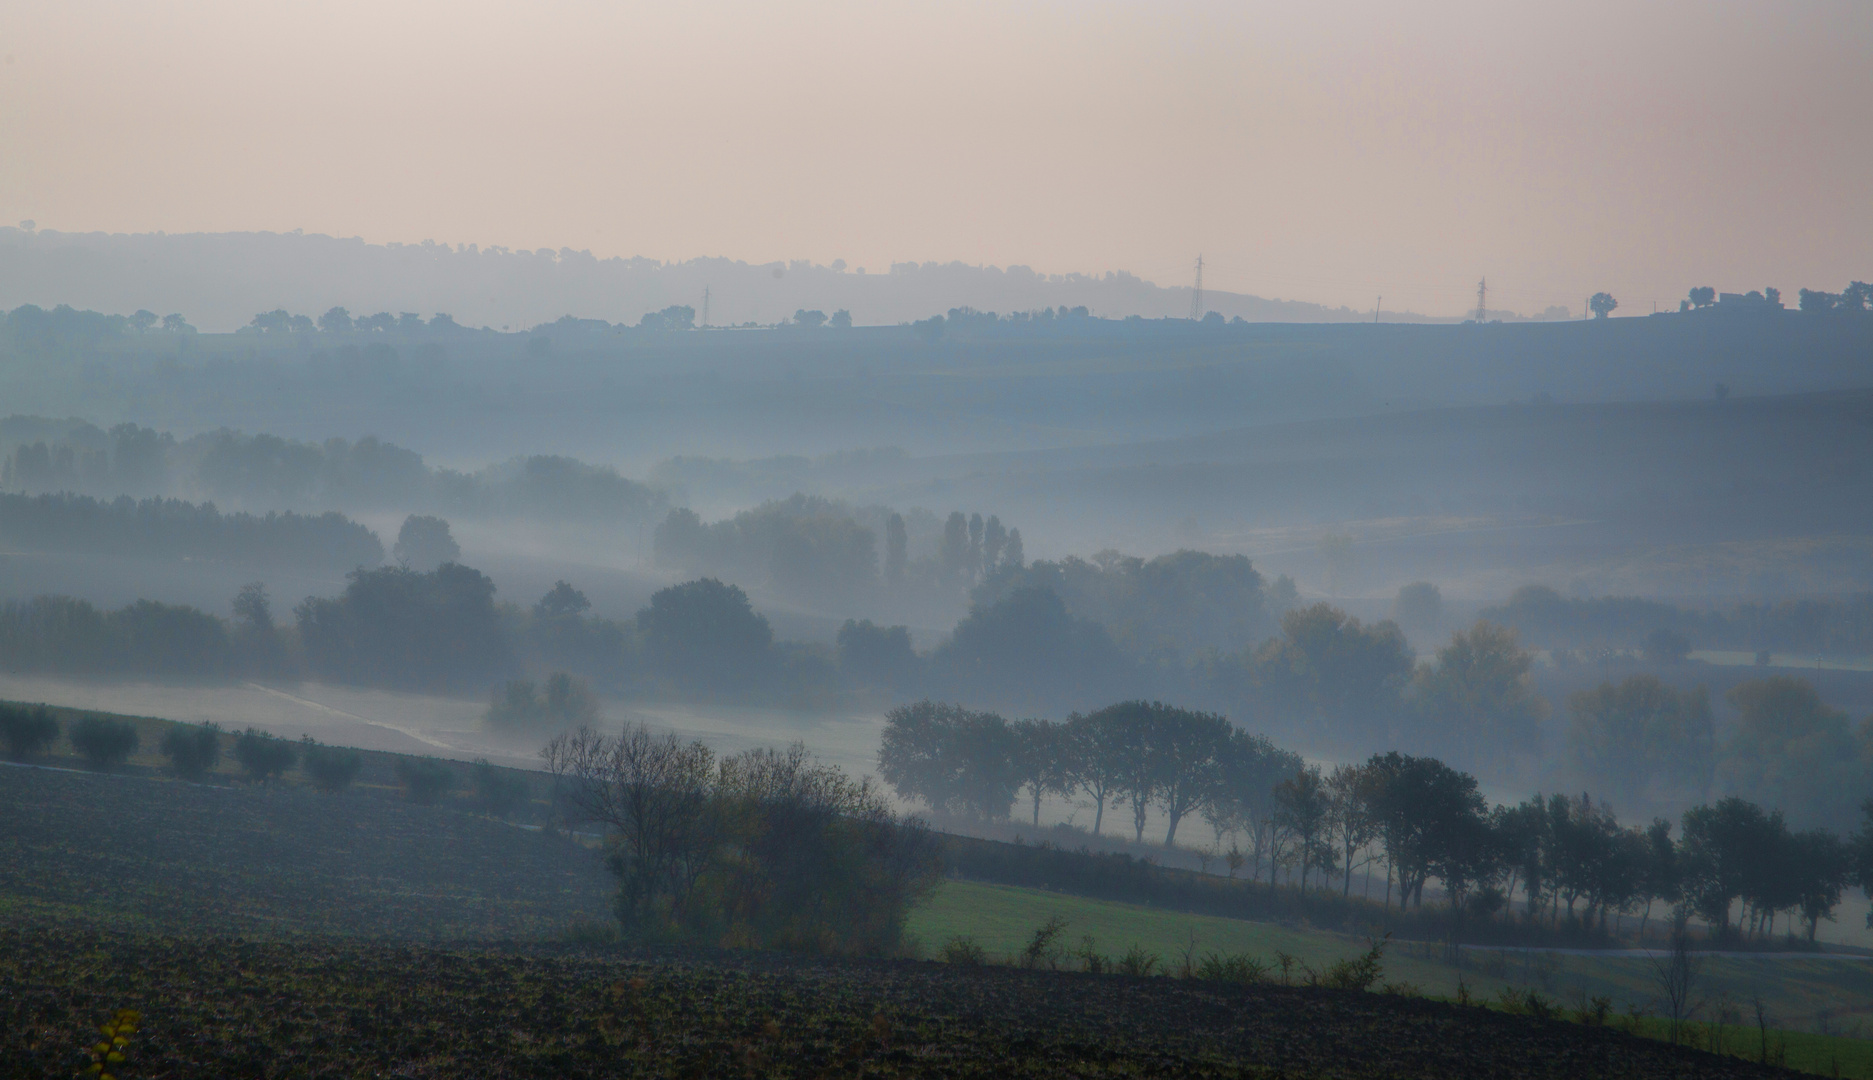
2, 1, 1867, 316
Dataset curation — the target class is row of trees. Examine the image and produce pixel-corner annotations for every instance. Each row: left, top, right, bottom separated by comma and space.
0, 703, 541, 814
245, 303, 781, 337
0, 596, 238, 678
653, 497, 1025, 608
247, 308, 473, 335
0, 491, 382, 569
973, 550, 1284, 663
876, 698, 1873, 941
544, 725, 942, 953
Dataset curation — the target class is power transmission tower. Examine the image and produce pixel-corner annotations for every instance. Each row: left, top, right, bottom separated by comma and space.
701, 287, 711, 328
1474, 278, 1488, 323
1189, 255, 1204, 320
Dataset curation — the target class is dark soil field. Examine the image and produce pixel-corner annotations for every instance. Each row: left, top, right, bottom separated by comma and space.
0, 762, 610, 938
0, 763, 1811, 1078
0, 926, 1804, 1080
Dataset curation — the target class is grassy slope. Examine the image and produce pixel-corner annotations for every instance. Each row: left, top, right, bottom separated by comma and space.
911, 879, 1873, 1079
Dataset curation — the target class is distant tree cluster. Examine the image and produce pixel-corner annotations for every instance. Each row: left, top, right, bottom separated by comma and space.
245, 308, 470, 336
186, 430, 666, 524
971, 549, 1273, 662
653, 497, 1022, 608
545, 724, 942, 953
1, 304, 192, 349
0, 491, 383, 570
2, 417, 667, 528
296, 564, 512, 692
1797, 282, 1873, 314
486, 671, 601, 729
1484, 584, 1873, 660
0, 596, 232, 677
1192, 607, 1545, 772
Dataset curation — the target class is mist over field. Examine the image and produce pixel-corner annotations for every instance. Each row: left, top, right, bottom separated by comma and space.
7, 4, 1873, 1069
3, 293, 1872, 823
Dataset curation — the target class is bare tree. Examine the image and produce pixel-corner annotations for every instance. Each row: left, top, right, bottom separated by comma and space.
542, 724, 718, 934
1646, 910, 1704, 1043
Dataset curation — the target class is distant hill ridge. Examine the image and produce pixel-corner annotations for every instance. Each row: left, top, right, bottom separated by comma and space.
0, 226, 1493, 331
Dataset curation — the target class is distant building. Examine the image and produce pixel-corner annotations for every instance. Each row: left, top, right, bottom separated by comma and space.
1716, 289, 1785, 310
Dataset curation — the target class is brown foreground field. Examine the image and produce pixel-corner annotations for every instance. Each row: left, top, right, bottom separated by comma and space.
0, 925, 1803, 1080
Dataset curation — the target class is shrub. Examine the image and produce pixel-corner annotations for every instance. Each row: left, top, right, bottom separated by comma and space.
301, 739, 362, 792
941, 936, 987, 967
1117, 944, 1160, 978
1496, 986, 1557, 1019
1575, 994, 1613, 1027
396, 757, 455, 804
0, 702, 59, 758
470, 758, 531, 818
1077, 935, 1110, 974
1019, 915, 1069, 970
160, 722, 222, 779
233, 728, 297, 782
69, 715, 139, 768
1196, 951, 1268, 984
1314, 934, 1389, 992
486, 672, 599, 729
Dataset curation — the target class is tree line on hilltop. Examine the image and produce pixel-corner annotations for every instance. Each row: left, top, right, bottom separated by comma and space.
0, 415, 664, 526
877, 699, 1873, 943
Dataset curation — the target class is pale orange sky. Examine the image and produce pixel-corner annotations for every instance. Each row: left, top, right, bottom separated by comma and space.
1, 0, 1867, 316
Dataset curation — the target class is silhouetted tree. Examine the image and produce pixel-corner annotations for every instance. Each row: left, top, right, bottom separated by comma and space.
233, 727, 297, 782
534, 580, 592, 619
1274, 766, 1333, 887
636, 578, 774, 695
1009, 718, 1073, 827
1364, 751, 1488, 909
877, 701, 1020, 819
1679, 797, 1782, 938
70, 715, 138, 769
0, 703, 58, 759
395, 757, 456, 804
837, 619, 919, 691
161, 722, 222, 779
932, 586, 1129, 713
1589, 292, 1619, 319
296, 563, 512, 691
393, 514, 460, 570
301, 738, 362, 792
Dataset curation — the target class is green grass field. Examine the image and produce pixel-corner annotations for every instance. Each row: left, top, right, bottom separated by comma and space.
911, 879, 1873, 1078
